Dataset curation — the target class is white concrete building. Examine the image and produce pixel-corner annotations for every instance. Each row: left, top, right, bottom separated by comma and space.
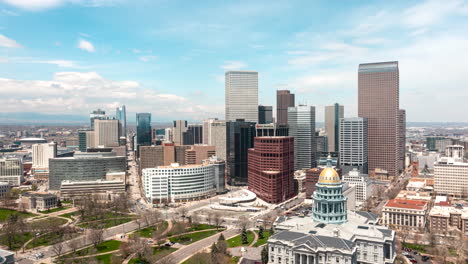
339, 117, 368, 174
343, 168, 372, 208
32, 142, 57, 169
288, 105, 316, 170
269, 166, 395, 264
94, 119, 120, 147
209, 120, 227, 160
434, 157, 468, 197
382, 199, 428, 230
445, 145, 464, 161
142, 159, 225, 204
225, 71, 258, 123
0, 157, 23, 186
202, 118, 218, 145
0, 182, 10, 197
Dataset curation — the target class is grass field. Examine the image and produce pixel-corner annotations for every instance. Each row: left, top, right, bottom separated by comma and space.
137, 221, 168, 238
0, 232, 32, 250
227, 231, 255, 248
60, 240, 122, 259
169, 230, 220, 245
26, 231, 79, 249
186, 223, 219, 232
39, 206, 69, 214
402, 242, 428, 253
29, 217, 68, 229
76, 212, 135, 228
0, 208, 34, 222
253, 230, 271, 247
128, 247, 177, 264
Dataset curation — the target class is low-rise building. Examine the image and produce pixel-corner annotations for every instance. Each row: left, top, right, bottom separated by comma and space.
429, 205, 468, 236
382, 199, 428, 230
21, 192, 58, 211
396, 190, 432, 202
60, 179, 126, 199
434, 157, 468, 197
0, 182, 10, 197
342, 168, 372, 208
0, 157, 23, 186
142, 158, 225, 204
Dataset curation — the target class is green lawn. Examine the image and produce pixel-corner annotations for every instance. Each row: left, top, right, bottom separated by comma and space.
181, 252, 238, 264
230, 256, 241, 264
0, 232, 32, 250
137, 221, 168, 238
95, 253, 112, 264
29, 217, 68, 229
227, 231, 255, 248
402, 242, 428, 253
128, 247, 177, 264
39, 206, 69, 214
26, 231, 79, 249
61, 240, 122, 259
186, 223, 219, 232
170, 230, 220, 245
58, 212, 76, 219
77, 217, 134, 228
0, 208, 34, 222
253, 230, 271, 247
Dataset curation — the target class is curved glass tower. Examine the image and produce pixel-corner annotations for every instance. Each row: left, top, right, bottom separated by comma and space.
312, 157, 347, 224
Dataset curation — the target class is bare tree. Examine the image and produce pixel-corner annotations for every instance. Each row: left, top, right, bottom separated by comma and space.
88, 228, 104, 247
68, 237, 82, 253
212, 212, 223, 229
206, 211, 214, 226
157, 256, 175, 264
52, 242, 64, 257
237, 216, 249, 230
177, 207, 189, 220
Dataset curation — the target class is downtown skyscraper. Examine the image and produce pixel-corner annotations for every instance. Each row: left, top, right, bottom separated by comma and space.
325, 103, 344, 153
288, 105, 316, 170
136, 113, 152, 152
276, 90, 295, 125
358, 61, 400, 177
116, 105, 126, 137
225, 71, 258, 123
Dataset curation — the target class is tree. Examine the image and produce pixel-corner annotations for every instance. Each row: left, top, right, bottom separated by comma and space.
2, 214, 20, 250
177, 207, 189, 220
261, 246, 269, 264
258, 226, 265, 239
216, 234, 227, 255
210, 242, 218, 263
31, 184, 38, 191
241, 227, 248, 244
52, 242, 64, 257
68, 237, 81, 253
56, 199, 62, 208
119, 241, 133, 258
212, 212, 223, 229
88, 228, 104, 247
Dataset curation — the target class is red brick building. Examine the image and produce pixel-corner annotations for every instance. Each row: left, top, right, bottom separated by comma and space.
248, 137, 294, 204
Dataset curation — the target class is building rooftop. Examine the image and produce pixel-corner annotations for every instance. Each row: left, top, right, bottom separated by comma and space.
22, 191, 56, 198
274, 211, 393, 242
358, 61, 398, 73
384, 199, 428, 210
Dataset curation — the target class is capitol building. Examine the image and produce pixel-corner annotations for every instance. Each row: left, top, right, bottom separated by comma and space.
268, 159, 396, 264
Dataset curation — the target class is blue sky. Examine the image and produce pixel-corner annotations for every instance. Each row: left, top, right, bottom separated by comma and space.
0, 0, 467, 122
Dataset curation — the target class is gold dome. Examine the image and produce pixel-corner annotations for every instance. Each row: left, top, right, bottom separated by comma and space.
318, 167, 340, 184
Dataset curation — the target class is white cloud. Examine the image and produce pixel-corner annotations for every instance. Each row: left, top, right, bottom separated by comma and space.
0, 71, 222, 120
139, 55, 157, 62
1, 0, 124, 10
1, 0, 64, 10
0, 34, 21, 48
34, 60, 76, 67
1, 9, 19, 15
403, 0, 466, 28
78, 39, 95, 52
220, 61, 247, 70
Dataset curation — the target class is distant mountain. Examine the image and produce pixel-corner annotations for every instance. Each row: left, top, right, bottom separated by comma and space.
0, 112, 88, 125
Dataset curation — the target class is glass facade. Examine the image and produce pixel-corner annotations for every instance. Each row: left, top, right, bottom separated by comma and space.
136, 113, 152, 150
226, 120, 256, 186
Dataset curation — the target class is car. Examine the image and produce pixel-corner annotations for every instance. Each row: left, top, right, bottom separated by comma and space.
409, 260, 417, 264
402, 252, 410, 256
422, 256, 430, 261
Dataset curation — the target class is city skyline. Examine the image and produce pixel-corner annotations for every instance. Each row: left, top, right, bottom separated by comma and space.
1, 0, 468, 123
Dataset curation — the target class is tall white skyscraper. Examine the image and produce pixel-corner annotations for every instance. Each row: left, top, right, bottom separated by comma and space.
32, 142, 57, 169
94, 119, 120, 147
225, 71, 258, 123
339, 117, 368, 174
202, 118, 218, 145
116, 105, 126, 137
288, 105, 316, 170
173, 120, 188, 145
